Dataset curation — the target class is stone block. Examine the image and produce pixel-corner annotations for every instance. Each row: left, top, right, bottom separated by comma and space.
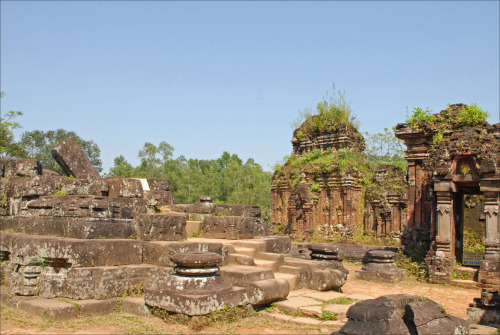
258, 236, 292, 254
142, 241, 227, 267
219, 265, 274, 286
185, 220, 203, 237
105, 178, 144, 198
284, 258, 349, 291
122, 297, 151, 316
248, 278, 289, 305
76, 298, 118, 316
19, 298, 78, 321
15, 195, 145, 219
134, 213, 186, 241
202, 216, 255, 239
305, 291, 347, 301
0, 217, 135, 239
1, 158, 42, 177
299, 305, 323, 318
4, 233, 143, 267
323, 304, 352, 319
50, 137, 101, 179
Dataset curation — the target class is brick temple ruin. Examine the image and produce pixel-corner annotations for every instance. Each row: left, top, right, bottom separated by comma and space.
395, 104, 500, 325
0, 137, 349, 319
271, 115, 408, 242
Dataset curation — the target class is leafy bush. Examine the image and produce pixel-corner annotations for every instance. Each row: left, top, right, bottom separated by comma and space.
456, 103, 489, 125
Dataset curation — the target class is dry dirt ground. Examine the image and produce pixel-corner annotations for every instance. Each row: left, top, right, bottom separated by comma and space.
0, 263, 497, 335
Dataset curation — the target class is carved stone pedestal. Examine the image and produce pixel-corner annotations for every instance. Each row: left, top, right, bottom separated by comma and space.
144, 252, 247, 315
308, 243, 342, 261
355, 250, 406, 283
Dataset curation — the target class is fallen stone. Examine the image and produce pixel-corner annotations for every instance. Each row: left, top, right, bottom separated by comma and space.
299, 305, 323, 318
50, 137, 101, 179
336, 294, 470, 335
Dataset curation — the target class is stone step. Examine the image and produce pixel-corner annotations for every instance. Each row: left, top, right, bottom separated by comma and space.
278, 265, 302, 276
227, 253, 254, 266
449, 279, 480, 289
234, 246, 256, 258
274, 272, 298, 290
256, 251, 284, 264
454, 266, 479, 281
232, 240, 266, 253
254, 259, 280, 272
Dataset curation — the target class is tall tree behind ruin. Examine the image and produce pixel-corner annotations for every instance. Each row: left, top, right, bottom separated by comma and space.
108, 141, 272, 211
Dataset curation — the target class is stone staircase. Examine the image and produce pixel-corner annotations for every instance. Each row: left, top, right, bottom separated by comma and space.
449, 266, 480, 289
227, 240, 300, 290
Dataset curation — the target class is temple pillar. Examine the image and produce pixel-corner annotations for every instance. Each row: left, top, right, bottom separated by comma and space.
483, 192, 500, 263
429, 181, 456, 282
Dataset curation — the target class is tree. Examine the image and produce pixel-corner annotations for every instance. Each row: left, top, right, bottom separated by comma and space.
19, 129, 103, 174
363, 128, 407, 169
0, 92, 26, 158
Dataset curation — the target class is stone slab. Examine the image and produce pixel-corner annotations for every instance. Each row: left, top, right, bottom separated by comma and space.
299, 305, 323, 318
259, 311, 294, 321
134, 213, 186, 241
290, 316, 322, 326
121, 297, 151, 316
219, 265, 274, 286
287, 288, 317, 298
305, 291, 347, 301
202, 216, 255, 240
142, 241, 227, 267
0, 217, 135, 239
75, 298, 117, 316
1, 158, 42, 177
2, 233, 143, 267
51, 137, 101, 179
18, 298, 78, 321
275, 296, 321, 314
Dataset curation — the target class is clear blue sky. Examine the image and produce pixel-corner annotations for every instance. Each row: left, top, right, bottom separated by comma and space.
1, 1, 499, 173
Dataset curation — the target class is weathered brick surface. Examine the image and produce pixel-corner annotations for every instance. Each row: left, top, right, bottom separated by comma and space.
13, 195, 146, 219
0, 158, 42, 178
50, 137, 101, 179
142, 241, 227, 267
202, 216, 255, 239
5, 175, 106, 198
1, 233, 143, 267
134, 213, 186, 241
105, 178, 144, 198
0, 217, 135, 239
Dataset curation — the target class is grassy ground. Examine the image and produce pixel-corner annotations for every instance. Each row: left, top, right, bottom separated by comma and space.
0, 303, 340, 335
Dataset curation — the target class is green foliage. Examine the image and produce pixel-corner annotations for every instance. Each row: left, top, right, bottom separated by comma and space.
310, 182, 320, 193
108, 143, 272, 213
406, 107, 433, 126
0, 93, 26, 158
407, 103, 489, 129
151, 305, 254, 331
363, 128, 406, 168
456, 103, 489, 125
463, 230, 485, 252
54, 183, 68, 196
320, 310, 338, 321
292, 86, 358, 136
432, 131, 444, 148
19, 129, 102, 174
